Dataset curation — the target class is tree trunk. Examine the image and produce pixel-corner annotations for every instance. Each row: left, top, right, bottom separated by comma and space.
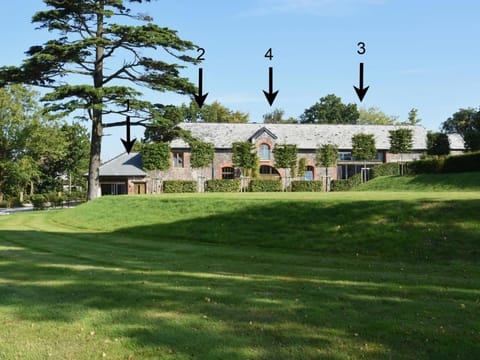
87, 5, 105, 201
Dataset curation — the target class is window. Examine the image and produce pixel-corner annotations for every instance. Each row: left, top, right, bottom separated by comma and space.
172, 152, 184, 168
338, 151, 353, 161
304, 166, 314, 181
101, 183, 127, 195
259, 165, 280, 178
259, 144, 271, 160
222, 167, 235, 179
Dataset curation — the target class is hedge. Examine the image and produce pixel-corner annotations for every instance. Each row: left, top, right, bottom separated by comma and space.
407, 152, 480, 175
371, 163, 400, 178
205, 179, 241, 192
443, 152, 480, 173
31, 194, 48, 210
162, 181, 197, 193
408, 158, 444, 174
331, 173, 362, 191
291, 180, 324, 192
248, 179, 282, 192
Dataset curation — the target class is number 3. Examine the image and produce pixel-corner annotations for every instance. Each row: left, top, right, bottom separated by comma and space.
357, 42, 366, 55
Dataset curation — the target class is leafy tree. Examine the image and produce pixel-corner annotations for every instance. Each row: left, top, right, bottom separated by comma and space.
315, 144, 338, 191
297, 157, 307, 179
183, 101, 249, 123
407, 108, 421, 125
190, 141, 214, 169
351, 134, 376, 182
442, 108, 480, 151
389, 128, 413, 175
358, 106, 398, 125
427, 132, 450, 156
300, 94, 358, 124
263, 108, 297, 124
141, 142, 170, 171
232, 142, 257, 177
0, 0, 199, 200
274, 144, 298, 189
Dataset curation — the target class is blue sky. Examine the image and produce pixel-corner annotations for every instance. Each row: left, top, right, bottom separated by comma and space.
1, 0, 480, 160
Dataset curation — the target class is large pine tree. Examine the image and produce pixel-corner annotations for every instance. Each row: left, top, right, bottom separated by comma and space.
0, 0, 199, 200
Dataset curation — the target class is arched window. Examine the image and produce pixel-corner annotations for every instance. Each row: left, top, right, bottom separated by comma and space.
259, 144, 271, 160
221, 167, 235, 179
304, 166, 314, 180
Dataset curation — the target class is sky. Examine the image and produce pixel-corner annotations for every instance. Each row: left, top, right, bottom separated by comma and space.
1, 0, 480, 161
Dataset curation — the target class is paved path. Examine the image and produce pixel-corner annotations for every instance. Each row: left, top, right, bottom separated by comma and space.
0, 201, 83, 216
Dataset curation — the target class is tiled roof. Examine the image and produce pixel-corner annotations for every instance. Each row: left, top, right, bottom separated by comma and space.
99, 152, 146, 177
171, 123, 430, 150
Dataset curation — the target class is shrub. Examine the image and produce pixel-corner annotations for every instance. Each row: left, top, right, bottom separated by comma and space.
443, 151, 480, 173
372, 163, 400, 178
248, 179, 282, 192
0, 200, 8, 208
205, 179, 241, 192
331, 173, 362, 191
163, 181, 197, 193
291, 181, 324, 192
31, 194, 47, 210
408, 158, 445, 174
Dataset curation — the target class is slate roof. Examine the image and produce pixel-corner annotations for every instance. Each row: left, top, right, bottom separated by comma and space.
99, 152, 146, 177
171, 123, 430, 150
447, 133, 465, 150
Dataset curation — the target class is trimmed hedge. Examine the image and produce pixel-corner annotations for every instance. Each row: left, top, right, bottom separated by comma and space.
372, 163, 400, 178
291, 180, 324, 192
163, 181, 197, 193
408, 158, 444, 174
408, 152, 480, 175
248, 179, 282, 192
331, 173, 362, 191
443, 152, 480, 173
205, 179, 241, 192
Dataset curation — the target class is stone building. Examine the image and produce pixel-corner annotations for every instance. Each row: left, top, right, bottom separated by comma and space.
97, 123, 465, 195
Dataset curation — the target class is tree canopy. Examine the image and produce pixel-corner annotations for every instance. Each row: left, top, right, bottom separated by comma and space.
351, 134, 377, 161
442, 108, 480, 151
0, 85, 89, 200
0, 0, 200, 200
300, 94, 359, 124
358, 107, 398, 125
263, 108, 297, 124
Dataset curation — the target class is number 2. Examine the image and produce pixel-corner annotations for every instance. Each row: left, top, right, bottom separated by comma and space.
197, 48, 205, 61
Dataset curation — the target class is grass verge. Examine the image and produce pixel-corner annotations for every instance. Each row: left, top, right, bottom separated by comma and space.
0, 192, 479, 359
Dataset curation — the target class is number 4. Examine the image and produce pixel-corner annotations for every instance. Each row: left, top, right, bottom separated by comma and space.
265, 48, 273, 60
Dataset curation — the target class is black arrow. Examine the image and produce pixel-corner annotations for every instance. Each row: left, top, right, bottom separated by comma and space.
263, 66, 279, 106
121, 115, 136, 154
194, 68, 208, 108
354, 62, 369, 102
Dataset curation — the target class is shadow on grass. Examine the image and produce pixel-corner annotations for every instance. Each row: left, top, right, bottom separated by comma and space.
0, 199, 480, 359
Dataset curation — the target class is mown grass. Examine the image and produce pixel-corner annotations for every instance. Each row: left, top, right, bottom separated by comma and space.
356, 171, 480, 192
0, 192, 479, 359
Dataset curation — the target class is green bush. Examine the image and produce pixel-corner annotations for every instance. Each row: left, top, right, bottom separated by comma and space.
291, 181, 324, 192
331, 173, 362, 191
205, 179, 241, 192
0, 200, 8, 208
248, 179, 282, 192
443, 151, 480, 173
372, 163, 400, 178
162, 181, 197, 193
408, 158, 444, 174
31, 194, 47, 210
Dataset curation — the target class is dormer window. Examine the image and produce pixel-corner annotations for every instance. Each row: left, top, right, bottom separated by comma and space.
259, 144, 271, 160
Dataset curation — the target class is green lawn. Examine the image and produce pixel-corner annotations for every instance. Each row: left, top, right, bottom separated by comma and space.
0, 192, 479, 359
356, 172, 480, 192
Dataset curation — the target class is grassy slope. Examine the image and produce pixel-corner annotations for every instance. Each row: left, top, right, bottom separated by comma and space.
356, 171, 480, 192
0, 193, 479, 359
